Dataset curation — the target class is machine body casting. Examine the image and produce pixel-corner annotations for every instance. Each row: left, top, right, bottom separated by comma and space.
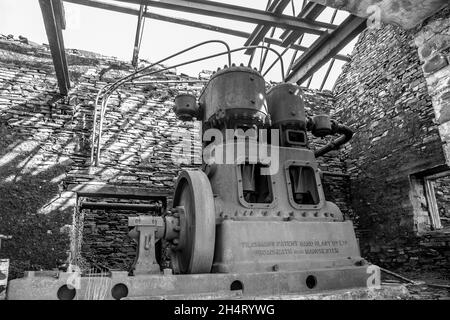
7, 65, 379, 300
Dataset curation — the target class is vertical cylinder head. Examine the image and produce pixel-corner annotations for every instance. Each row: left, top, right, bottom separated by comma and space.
199, 66, 268, 129
267, 83, 306, 128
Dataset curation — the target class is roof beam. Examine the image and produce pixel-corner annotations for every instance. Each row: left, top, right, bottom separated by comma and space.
65, 0, 250, 38
131, 4, 146, 67
64, 0, 351, 63
280, 2, 326, 47
285, 15, 366, 84
39, 0, 70, 95
243, 0, 291, 54
113, 0, 336, 35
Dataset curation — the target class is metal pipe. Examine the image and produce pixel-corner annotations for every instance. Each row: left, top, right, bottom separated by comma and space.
80, 202, 160, 212
94, 44, 285, 165
131, 80, 209, 84
126, 44, 286, 84
92, 40, 233, 164
314, 121, 353, 158
103, 39, 232, 98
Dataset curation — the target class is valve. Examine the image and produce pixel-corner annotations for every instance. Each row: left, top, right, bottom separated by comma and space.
173, 94, 200, 121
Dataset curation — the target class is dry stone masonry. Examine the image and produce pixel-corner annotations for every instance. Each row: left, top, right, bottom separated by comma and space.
1, 5, 448, 276
332, 7, 450, 272
0, 36, 350, 276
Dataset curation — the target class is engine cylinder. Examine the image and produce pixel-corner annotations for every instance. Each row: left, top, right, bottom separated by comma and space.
267, 83, 308, 147
199, 66, 268, 129
267, 83, 306, 129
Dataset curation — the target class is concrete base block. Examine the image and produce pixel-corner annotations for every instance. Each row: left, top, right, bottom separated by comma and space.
7, 265, 380, 300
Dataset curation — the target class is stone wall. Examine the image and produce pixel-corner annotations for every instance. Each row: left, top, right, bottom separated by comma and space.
333, 7, 450, 271
415, 6, 450, 165
434, 176, 450, 229
0, 36, 203, 278
0, 36, 351, 277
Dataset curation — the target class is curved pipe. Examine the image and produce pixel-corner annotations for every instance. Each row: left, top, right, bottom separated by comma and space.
91, 40, 232, 164
104, 40, 231, 97
123, 44, 285, 84
93, 44, 285, 165
314, 120, 354, 158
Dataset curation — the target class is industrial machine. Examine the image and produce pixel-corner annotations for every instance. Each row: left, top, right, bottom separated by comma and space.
7, 43, 379, 300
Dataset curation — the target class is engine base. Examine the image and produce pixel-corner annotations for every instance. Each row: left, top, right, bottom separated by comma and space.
7, 265, 379, 300
213, 220, 363, 273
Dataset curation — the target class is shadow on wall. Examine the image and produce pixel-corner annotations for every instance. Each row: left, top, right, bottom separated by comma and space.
0, 37, 351, 278
0, 48, 104, 278
0, 39, 201, 278
0, 96, 74, 279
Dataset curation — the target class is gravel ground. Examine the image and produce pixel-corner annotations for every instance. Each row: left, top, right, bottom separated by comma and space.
382, 270, 450, 300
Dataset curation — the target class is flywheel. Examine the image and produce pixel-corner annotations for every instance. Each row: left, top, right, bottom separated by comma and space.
170, 170, 216, 274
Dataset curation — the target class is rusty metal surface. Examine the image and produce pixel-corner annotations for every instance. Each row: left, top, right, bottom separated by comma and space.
310, 0, 447, 29
199, 66, 267, 125
7, 266, 377, 300
174, 94, 199, 121
267, 83, 307, 127
208, 146, 343, 221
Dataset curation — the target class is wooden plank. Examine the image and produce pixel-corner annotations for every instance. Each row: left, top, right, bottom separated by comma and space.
423, 170, 450, 180
285, 15, 366, 84
424, 179, 443, 230
68, 183, 170, 202
39, 0, 70, 95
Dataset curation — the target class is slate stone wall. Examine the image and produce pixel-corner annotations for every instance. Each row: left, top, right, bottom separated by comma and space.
434, 176, 450, 229
0, 36, 351, 276
332, 7, 450, 272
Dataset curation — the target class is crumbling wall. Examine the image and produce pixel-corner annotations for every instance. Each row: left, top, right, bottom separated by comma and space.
434, 176, 450, 229
415, 7, 450, 165
0, 36, 352, 276
333, 7, 450, 271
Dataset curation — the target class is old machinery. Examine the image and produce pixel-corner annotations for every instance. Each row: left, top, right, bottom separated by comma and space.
169, 66, 361, 276
7, 42, 379, 300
